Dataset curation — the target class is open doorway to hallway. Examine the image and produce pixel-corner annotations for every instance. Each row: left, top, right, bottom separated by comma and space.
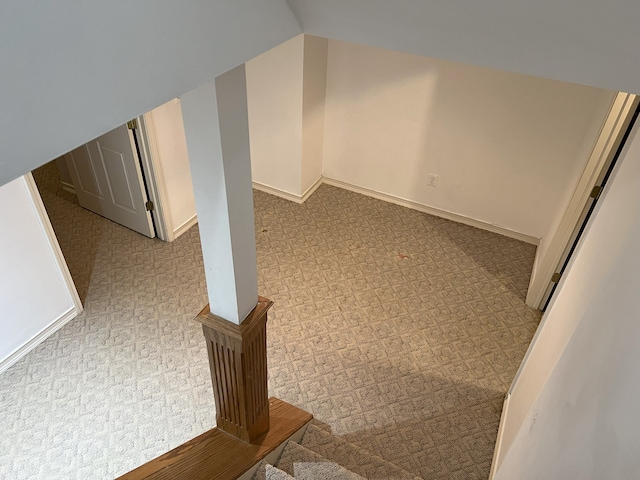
31, 154, 205, 305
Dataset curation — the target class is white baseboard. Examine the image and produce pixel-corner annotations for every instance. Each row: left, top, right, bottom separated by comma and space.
489, 393, 511, 480
252, 177, 323, 204
252, 176, 539, 245
323, 177, 540, 245
61, 181, 76, 195
252, 182, 307, 204
0, 307, 78, 375
173, 214, 198, 239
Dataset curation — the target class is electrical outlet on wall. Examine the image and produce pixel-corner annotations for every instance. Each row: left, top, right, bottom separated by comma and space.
428, 174, 439, 187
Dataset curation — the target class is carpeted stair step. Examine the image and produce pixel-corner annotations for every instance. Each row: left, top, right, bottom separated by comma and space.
253, 460, 295, 480
275, 441, 366, 480
300, 424, 422, 480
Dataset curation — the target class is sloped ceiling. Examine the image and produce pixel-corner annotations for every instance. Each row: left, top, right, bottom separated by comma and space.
3, 0, 640, 186
287, 0, 640, 95
0, 0, 301, 186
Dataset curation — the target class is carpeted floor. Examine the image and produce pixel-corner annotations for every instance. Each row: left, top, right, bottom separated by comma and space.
0, 162, 541, 479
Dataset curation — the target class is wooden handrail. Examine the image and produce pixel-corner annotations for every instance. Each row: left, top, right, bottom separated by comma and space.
117, 397, 312, 480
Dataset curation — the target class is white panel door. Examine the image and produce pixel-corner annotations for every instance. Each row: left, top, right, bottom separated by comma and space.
65, 124, 155, 238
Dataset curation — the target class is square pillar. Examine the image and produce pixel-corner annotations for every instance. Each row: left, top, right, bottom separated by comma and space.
182, 65, 271, 442
181, 64, 258, 325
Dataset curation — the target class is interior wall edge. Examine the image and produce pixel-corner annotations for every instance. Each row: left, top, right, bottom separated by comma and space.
300, 175, 323, 202
489, 392, 512, 478
24, 173, 82, 312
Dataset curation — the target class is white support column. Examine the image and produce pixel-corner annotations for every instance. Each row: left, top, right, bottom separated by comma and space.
180, 65, 258, 325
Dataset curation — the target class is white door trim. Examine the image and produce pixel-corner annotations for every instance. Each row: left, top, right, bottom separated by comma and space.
138, 113, 174, 242
64, 125, 156, 238
526, 92, 638, 308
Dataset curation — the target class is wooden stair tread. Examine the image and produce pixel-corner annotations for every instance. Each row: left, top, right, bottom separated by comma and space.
117, 397, 312, 480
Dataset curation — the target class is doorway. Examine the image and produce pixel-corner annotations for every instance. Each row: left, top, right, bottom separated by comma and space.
62, 122, 157, 238
525, 93, 640, 310
540, 100, 640, 310
32, 159, 150, 302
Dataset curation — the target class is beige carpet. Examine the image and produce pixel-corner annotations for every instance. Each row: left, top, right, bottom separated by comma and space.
0, 162, 540, 479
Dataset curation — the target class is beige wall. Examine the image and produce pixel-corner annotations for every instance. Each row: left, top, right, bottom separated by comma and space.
165, 36, 615, 253
142, 38, 613, 255
247, 35, 305, 196
247, 34, 328, 199
322, 40, 615, 242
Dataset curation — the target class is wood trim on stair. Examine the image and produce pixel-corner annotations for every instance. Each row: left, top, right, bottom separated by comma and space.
117, 397, 313, 480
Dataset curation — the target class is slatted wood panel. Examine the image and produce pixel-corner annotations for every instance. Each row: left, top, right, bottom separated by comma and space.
197, 297, 273, 442
245, 323, 268, 426
117, 397, 312, 480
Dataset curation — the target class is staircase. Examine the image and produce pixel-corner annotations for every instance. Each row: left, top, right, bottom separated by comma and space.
253, 422, 422, 480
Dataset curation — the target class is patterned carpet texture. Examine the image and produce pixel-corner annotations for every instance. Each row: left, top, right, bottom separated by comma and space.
0, 162, 541, 479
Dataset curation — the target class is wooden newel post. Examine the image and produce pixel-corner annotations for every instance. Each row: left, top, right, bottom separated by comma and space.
194, 296, 273, 443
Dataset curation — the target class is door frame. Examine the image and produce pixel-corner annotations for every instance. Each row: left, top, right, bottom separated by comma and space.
29, 114, 175, 300
61, 119, 170, 240
492, 93, 639, 478
60, 114, 175, 242
525, 92, 639, 308
135, 114, 172, 241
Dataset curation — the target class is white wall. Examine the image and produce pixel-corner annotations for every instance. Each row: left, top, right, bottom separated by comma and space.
533, 93, 615, 256
247, 36, 305, 196
301, 35, 328, 193
322, 40, 615, 241
0, 176, 79, 372
495, 121, 640, 479
146, 99, 197, 238
247, 34, 328, 200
